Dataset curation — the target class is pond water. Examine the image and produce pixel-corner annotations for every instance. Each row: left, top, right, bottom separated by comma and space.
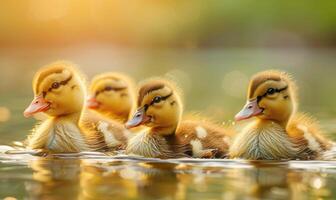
0, 152, 336, 200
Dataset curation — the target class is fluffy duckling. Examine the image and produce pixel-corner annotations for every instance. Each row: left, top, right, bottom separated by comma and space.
230, 70, 332, 160
23, 61, 127, 153
87, 73, 136, 123
125, 79, 232, 159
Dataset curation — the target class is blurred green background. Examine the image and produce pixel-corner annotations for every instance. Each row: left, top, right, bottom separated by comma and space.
0, 0, 336, 143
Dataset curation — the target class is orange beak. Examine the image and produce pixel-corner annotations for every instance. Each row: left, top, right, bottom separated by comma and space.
86, 96, 100, 109
23, 95, 51, 118
235, 99, 264, 121
125, 107, 151, 129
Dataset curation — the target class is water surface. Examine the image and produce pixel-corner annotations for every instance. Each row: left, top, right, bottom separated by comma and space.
0, 152, 336, 200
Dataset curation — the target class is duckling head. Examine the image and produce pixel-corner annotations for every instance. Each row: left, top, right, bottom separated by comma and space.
235, 70, 297, 126
24, 61, 86, 118
87, 73, 135, 122
125, 79, 183, 135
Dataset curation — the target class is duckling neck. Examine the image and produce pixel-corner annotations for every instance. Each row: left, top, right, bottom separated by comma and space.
55, 111, 82, 123
102, 110, 129, 123
150, 124, 178, 136
257, 118, 289, 129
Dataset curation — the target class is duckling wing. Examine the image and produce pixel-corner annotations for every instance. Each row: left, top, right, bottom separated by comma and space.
79, 110, 128, 151
287, 113, 333, 159
176, 120, 233, 158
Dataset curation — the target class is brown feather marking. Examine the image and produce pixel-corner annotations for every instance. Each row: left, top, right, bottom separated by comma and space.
248, 70, 293, 99
287, 113, 332, 159
126, 120, 232, 159
80, 109, 128, 152
175, 120, 232, 158
33, 61, 82, 94
138, 81, 165, 105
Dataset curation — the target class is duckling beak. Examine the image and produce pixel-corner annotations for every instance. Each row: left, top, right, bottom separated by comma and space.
235, 99, 264, 121
23, 95, 51, 118
86, 96, 100, 109
125, 107, 151, 129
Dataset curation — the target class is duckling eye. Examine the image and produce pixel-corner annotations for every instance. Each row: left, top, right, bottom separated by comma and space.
153, 96, 162, 104
51, 82, 60, 89
267, 88, 276, 95
105, 86, 113, 91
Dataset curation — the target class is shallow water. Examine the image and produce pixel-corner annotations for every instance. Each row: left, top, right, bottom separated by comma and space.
0, 149, 336, 200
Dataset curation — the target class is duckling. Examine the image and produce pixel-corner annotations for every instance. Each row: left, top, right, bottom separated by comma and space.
23, 61, 127, 153
87, 73, 136, 123
230, 70, 332, 160
125, 79, 232, 159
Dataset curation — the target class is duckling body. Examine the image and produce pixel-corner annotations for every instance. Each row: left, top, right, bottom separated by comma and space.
27, 114, 91, 153
126, 129, 186, 158
24, 61, 128, 153
230, 70, 333, 160
126, 121, 231, 159
175, 120, 232, 158
230, 120, 298, 160
125, 79, 232, 159
79, 110, 128, 150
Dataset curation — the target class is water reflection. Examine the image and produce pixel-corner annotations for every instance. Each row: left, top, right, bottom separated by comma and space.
80, 161, 179, 199
79, 159, 336, 200
1, 157, 335, 199
27, 159, 81, 199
